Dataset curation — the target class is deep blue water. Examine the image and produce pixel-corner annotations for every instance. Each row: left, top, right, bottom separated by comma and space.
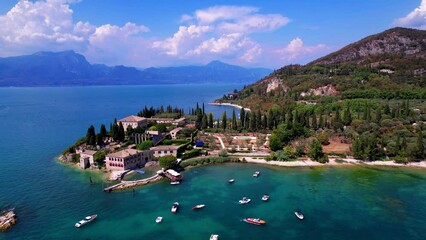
0, 84, 425, 240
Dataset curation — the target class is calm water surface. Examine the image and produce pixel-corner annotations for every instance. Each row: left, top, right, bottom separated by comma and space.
0, 85, 425, 239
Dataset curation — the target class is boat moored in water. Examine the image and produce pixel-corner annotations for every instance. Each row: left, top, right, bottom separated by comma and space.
171, 202, 179, 213
295, 211, 304, 220
243, 218, 266, 225
75, 214, 97, 228
192, 204, 205, 210
239, 197, 251, 204
210, 234, 219, 240
228, 179, 235, 183
253, 171, 260, 177
261, 194, 269, 201
155, 216, 163, 223
170, 181, 180, 185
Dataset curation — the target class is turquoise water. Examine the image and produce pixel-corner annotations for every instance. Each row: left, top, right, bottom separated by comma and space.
0, 85, 426, 239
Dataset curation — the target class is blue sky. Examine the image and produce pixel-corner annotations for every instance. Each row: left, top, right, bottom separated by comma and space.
0, 0, 424, 68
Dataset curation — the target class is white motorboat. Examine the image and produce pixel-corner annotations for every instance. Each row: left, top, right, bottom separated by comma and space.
295, 211, 304, 220
192, 204, 205, 210
170, 181, 180, 185
171, 202, 179, 213
75, 214, 97, 228
261, 194, 269, 201
155, 216, 163, 223
239, 197, 251, 204
253, 171, 260, 177
210, 234, 219, 240
228, 179, 235, 183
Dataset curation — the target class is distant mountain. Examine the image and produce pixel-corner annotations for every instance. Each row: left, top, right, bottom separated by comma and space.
0, 51, 272, 86
222, 27, 426, 110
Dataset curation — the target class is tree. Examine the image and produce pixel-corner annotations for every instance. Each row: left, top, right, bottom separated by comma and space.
375, 106, 382, 124
137, 140, 153, 150
240, 108, 246, 129
159, 155, 177, 169
221, 112, 227, 130
352, 137, 363, 159
308, 139, 327, 163
100, 124, 107, 138
86, 125, 96, 145
416, 130, 424, 159
231, 110, 237, 130
117, 122, 125, 142
96, 133, 103, 146
208, 113, 214, 128
343, 105, 352, 125
202, 114, 208, 129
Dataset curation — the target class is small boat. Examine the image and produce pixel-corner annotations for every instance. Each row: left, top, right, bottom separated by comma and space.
295, 211, 304, 220
192, 204, 205, 210
243, 218, 266, 225
170, 181, 180, 185
171, 202, 179, 213
155, 216, 163, 223
261, 194, 269, 201
75, 214, 97, 228
239, 197, 251, 204
210, 234, 219, 240
252, 171, 260, 177
228, 179, 235, 183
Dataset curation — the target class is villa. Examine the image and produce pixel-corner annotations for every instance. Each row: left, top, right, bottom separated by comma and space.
149, 117, 186, 126
79, 149, 97, 169
105, 149, 153, 171
169, 127, 182, 139
118, 115, 148, 131
150, 145, 180, 158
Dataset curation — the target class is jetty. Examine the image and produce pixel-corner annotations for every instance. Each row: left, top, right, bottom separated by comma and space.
0, 208, 17, 232
104, 174, 163, 192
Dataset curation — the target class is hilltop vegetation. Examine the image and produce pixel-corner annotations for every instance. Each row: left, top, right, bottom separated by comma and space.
215, 27, 426, 163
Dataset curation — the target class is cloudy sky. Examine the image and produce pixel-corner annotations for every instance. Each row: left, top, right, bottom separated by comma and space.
0, 0, 424, 68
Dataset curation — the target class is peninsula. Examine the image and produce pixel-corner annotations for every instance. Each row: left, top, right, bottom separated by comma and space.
61, 28, 425, 190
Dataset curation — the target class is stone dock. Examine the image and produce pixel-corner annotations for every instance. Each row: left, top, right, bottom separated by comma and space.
0, 209, 17, 232
104, 174, 163, 192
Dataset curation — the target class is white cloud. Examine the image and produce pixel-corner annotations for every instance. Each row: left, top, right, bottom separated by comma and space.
152, 25, 212, 56
277, 37, 328, 61
194, 6, 257, 24
219, 14, 290, 33
394, 0, 426, 29
0, 0, 149, 63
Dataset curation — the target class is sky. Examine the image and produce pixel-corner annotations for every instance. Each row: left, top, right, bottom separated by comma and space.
0, 0, 424, 68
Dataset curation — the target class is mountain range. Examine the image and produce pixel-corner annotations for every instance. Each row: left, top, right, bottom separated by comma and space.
0, 51, 272, 87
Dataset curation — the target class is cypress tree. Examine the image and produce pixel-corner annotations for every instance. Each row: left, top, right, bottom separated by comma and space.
231, 110, 237, 130
221, 112, 227, 130
384, 103, 391, 115
208, 113, 214, 128
118, 122, 125, 142
202, 113, 208, 129
250, 111, 257, 130
86, 125, 96, 145
375, 106, 382, 124
256, 110, 262, 129
319, 113, 324, 129
100, 124, 107, 138
416, 130, 424, 159
343, 105, 352, 125
240, 108, 246, 129
312, 111, 317, 130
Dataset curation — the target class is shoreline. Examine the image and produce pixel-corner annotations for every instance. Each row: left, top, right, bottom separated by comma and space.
241, 157, 426, 168
208, 102, 251, 111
